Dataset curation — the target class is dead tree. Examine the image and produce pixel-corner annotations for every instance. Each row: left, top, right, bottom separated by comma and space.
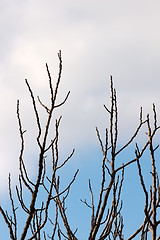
127, 105, 160, 240
1, 52, 160, 240
83, 77, 160, 240
78, 76, 154, 239
0, 51, 78, 240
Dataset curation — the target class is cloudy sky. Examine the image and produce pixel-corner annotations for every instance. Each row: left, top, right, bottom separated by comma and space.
0, 0, 160, 239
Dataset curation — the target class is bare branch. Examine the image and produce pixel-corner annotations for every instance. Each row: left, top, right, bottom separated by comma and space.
25, 80, 42, 148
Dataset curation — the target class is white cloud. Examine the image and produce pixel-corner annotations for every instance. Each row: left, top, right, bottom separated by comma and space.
0, 0, 160, 194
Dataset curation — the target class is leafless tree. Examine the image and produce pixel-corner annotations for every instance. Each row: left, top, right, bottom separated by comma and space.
0, 51, 78, 240
128, 105, 160, 240
0, 52, 160, 239
81, 76, 159, 240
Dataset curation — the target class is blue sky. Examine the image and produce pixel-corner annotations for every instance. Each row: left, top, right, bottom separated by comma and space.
0, 0, 160, 239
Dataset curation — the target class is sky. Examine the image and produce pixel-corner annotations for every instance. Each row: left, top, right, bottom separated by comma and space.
0, 0, 160, 239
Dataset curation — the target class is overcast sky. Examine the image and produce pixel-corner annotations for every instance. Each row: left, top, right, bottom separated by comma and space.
0, 1, 160, 239
0, 2, 160, 237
